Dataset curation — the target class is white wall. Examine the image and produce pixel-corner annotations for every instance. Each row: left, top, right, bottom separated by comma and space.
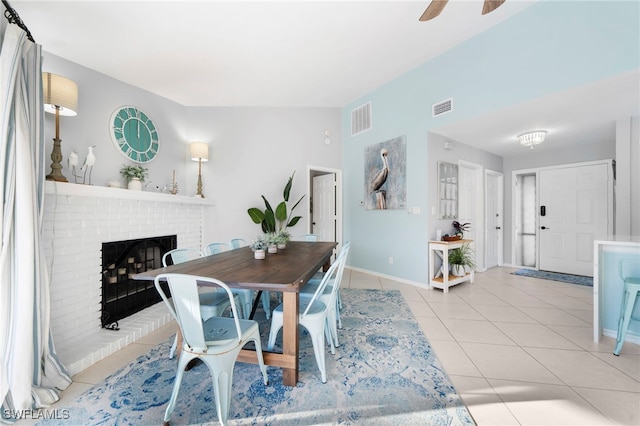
186, 107, 342, 245
42, 53, 189, 192
615, 116, 640, 237
502, 140, 615, 262
42, 53, 343, 250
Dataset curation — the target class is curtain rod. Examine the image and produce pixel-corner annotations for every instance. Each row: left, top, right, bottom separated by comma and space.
2, 0, 35, 43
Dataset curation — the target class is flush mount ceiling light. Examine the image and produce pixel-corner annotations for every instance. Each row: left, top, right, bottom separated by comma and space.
518, 130, 547, 149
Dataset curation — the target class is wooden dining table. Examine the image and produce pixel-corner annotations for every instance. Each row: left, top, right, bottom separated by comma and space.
133, 241, 337, 387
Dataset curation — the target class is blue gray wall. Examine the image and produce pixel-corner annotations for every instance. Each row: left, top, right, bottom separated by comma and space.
342, 1, 639, 283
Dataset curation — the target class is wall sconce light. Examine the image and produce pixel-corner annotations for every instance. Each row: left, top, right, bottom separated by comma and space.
190, 141, 209, 198
518, 130, 547, 150
43, 72, 78, 182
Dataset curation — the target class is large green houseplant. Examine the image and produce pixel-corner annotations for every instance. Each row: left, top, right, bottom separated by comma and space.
247, 171, 305, 234
448, 242, 476, 277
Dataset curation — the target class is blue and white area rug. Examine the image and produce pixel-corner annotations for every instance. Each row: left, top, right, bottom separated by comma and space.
40, 289, 475, 425
512, 268, 593, 287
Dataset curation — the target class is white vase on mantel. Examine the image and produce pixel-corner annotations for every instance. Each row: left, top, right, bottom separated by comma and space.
128, 178, 142, 190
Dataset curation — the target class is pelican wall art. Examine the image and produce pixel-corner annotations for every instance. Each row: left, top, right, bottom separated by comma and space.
364, 136, 406, 210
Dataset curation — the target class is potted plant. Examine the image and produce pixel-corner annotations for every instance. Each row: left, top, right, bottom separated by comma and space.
452, 221, 471, 238
275, 229, 290, 249
247, 171, 305, 234
250, 235, 268, 259
266, 232, 279, 253
448, 242, 476, 276
120, 164, 148, 190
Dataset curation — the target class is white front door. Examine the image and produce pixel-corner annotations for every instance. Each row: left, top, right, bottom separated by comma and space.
312, 173, 336, 242
539, 163, 610, 276
485, 170, 503, 269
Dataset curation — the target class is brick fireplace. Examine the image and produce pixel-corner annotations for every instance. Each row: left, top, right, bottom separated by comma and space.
43, 181, 211, 375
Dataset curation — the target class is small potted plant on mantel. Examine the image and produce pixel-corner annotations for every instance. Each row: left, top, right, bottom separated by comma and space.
120, 164, 148, 190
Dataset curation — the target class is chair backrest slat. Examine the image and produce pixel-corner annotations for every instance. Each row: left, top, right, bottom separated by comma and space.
162, 248, 203, 267
155, 273, 242, 352
302, 242, 349, 318
206, 242, 229, 255
620, 259, 640, 281
230, 238, 247, 249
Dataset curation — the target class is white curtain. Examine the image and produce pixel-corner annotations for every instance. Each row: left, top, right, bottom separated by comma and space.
0, 21, 71, 423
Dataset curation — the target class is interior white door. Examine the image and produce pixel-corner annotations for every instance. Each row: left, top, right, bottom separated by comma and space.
485, 170, 503, 269
539, 163, 609, 276
312, 173, 336, 242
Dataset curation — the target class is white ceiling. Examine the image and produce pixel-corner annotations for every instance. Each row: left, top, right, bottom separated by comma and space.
15, 0, 535, 107
11, 0, 640, 157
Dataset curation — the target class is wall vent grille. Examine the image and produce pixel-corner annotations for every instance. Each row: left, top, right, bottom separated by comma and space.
351, 102, 372, 136
432, 98, 453, 117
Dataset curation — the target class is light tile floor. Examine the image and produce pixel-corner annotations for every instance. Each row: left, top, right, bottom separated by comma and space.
19, 267, 640, 425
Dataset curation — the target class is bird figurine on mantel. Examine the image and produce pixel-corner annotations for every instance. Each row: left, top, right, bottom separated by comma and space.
68, 150, 78, 183
80, 145, 96, 185
369, 148, 389, 209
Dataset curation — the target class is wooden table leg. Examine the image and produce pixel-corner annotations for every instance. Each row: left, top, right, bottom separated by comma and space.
281, 291, 299, 386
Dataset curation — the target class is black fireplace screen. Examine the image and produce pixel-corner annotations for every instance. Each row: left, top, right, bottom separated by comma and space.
101, 235, 177, 329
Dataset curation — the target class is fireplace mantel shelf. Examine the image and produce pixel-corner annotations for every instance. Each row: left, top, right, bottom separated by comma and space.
45, 181, 214, 205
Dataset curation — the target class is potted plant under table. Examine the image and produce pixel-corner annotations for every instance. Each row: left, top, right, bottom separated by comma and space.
448, 242, 476, 277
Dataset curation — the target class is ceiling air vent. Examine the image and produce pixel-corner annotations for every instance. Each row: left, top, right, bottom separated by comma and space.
351, 102, 372, 137
432, 98, 453, 117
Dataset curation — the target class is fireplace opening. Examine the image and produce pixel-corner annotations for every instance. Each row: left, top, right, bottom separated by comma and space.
101, 235, 177, 329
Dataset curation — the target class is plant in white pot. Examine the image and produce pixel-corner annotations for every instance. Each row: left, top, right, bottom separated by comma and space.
120, 164, 148, 190
275, 229, 290, 249
448, 242, 476, 277
250, 235, 268, 259
266, 233, 279, 254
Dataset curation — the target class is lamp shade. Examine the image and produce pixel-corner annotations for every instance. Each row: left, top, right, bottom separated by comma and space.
42, 72, 78, 116
190, 142, 209, 161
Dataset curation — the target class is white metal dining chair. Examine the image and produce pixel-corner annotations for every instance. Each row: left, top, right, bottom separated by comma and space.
229, 238, 248, 249
267, 250, 345, 383
614, 259, 640, 355
162, 248, 232, 358
205, 242, 265, 320
299, 241, 350, 350
205, 242, 229, 255
154, 273, 268, 426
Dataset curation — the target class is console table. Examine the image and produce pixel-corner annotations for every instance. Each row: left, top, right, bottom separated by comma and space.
428, 239, 474, 293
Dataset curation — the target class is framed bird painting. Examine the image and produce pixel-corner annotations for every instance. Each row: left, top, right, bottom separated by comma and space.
364, 136, 406, 210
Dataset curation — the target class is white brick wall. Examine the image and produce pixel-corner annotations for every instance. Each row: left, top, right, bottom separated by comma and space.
43, 182, 211, 375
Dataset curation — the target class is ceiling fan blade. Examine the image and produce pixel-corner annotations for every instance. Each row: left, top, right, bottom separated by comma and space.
482, 0, 506, 15
419, 0, 449, 22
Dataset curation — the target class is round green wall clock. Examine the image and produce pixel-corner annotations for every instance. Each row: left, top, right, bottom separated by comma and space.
110, 106, 159, 163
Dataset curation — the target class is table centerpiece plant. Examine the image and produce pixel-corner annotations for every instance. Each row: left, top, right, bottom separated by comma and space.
275, 229, 290, 249
250, 235, 268, 259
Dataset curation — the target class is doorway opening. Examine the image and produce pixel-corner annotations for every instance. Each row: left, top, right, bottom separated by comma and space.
306, 166, 343, 250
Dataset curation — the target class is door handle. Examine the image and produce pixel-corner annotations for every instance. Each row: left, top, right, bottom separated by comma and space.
541, 226, 550, 230
495, 226, 501, 230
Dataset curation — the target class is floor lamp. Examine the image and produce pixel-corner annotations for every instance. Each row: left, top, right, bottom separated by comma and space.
43, 72, 78, 182
190, 142, 209, 198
